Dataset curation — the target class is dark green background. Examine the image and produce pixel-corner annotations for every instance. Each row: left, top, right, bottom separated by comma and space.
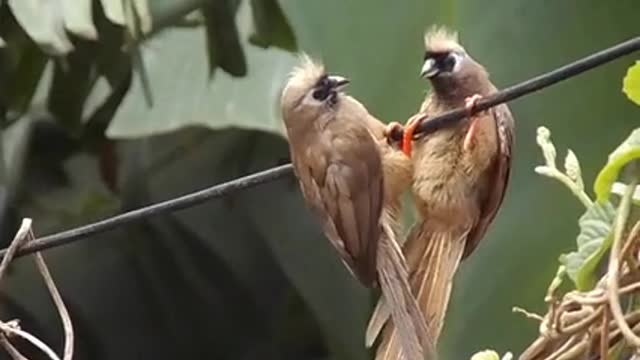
0, 1, 639, 359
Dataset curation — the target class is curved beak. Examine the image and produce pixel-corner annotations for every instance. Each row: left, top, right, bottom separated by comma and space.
420, 58, 438, 79
328, 75, 350, 91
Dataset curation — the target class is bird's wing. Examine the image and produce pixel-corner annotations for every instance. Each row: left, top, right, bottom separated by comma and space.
463, 103, 514, 257
295, 129, 384, 286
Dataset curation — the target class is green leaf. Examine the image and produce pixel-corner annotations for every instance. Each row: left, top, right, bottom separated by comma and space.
7, 0, 74, 55
61, 0, 98, 40
249, 0, 297, 52
100, 0, 126, 25
560, 201, 616, 290
470, 350, 501, 360
594, 128, 640, 202
0, 36, 5, 47
106, 1, 296, 139
623, 61, 640, 106
202, 0, 247, 77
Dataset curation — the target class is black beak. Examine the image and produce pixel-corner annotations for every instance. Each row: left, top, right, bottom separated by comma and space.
328, 75, 350, 90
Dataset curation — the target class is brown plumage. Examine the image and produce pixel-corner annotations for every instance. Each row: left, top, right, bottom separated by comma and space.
371, 26, 515, 360
280, 56, 433, 360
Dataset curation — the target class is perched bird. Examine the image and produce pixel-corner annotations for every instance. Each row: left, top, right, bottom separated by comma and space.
280, 56, 433, 360
371, 26, 515, 360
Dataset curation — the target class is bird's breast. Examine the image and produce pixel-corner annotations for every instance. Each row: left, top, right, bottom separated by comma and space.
411, 125, 496, 225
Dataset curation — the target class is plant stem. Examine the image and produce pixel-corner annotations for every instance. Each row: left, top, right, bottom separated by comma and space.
607, 174, 640, 348
550, 168, 593, 208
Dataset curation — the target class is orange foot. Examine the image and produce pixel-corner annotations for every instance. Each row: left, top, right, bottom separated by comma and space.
463, 94, 485, 151
402, 113, 428, 157
384, 121, 404, 148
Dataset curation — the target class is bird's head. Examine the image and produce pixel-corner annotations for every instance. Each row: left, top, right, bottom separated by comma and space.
420, 26, 489, 98
280, 55, 350, 124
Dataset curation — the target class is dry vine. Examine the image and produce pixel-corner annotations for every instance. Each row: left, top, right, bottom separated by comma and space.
515, 128, 640, 360
0, 218, 74, 360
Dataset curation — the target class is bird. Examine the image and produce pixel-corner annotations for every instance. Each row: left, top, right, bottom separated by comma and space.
280, 55, 434, 360
370, 26, 515, 360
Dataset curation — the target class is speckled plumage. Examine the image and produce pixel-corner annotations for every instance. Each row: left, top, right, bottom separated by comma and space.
373, 27, 515, 360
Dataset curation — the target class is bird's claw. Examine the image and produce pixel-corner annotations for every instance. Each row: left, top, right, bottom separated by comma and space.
384, 122, 404, 148
463, 94, 484, 151
402, 113, 428, 157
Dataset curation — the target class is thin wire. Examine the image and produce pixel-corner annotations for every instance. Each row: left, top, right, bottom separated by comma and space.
393, 35, 640, 139
2, 35, 640, 260
0, 164, 293, 259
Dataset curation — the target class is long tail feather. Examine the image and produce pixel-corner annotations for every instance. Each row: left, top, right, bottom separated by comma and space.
366, 223, 422, 347
373, 218, 435, 360
375, 221, 469, 360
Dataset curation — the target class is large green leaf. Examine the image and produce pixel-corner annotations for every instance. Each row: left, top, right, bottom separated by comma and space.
248, 0, 297, 52
106, 1, 297, 138
61, 0, 98, 40
7, 0, 74, 55
623, 61, 640, 106
594, 128, 640, 202
560, 201, 616, 290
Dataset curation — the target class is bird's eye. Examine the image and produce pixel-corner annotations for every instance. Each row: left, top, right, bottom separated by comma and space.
312, 88, 329, 101
442, 53, 457, 72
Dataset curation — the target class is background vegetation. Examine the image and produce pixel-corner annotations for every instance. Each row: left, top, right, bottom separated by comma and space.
0, 1, 639, 359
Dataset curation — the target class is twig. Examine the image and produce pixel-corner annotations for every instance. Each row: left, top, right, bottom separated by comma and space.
559, 306, 602, 334
607, 176, 640, 347
0, 335, 28, 360
601, 307, 610, 360
622, 221, 640, 278
0, 320, 61, 360
27, 227, 74, 360
514, 307, 545, 322
545, 335, 583, 360
0, 219, 33, 284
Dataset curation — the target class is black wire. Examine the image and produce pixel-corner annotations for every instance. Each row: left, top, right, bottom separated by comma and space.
393, 35, 640, 140
0, 164, 293, 258
2, 35, 640, 260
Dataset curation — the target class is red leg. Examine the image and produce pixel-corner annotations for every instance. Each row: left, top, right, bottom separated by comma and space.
463, 94, 484, 151
401, 114, 427, 156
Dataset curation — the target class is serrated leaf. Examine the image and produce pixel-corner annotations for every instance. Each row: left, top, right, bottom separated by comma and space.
61, 0, 98, 40
249, 0, 297, 52
8, 0, 74, 55
560, 201, 616, 290
623, 61, 640, 106
594, 128, 640, 202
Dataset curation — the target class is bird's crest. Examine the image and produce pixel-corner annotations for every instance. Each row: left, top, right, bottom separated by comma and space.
287, 53, 326, 86
424, 25, 465, 53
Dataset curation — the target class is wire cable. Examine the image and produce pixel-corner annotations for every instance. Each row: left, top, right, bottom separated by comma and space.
2, 35, 640, 260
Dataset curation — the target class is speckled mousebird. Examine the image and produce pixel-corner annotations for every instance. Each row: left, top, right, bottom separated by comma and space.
280, 55, 435, 360
369, 26, 515, 360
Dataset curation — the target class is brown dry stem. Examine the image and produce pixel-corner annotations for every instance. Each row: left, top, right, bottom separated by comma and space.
0, 219, 74, 360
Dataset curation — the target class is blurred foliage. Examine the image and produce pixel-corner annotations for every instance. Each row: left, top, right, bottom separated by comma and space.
0, 0, 639, 360
623, 61, 640, 106
536, 123, 640, 291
